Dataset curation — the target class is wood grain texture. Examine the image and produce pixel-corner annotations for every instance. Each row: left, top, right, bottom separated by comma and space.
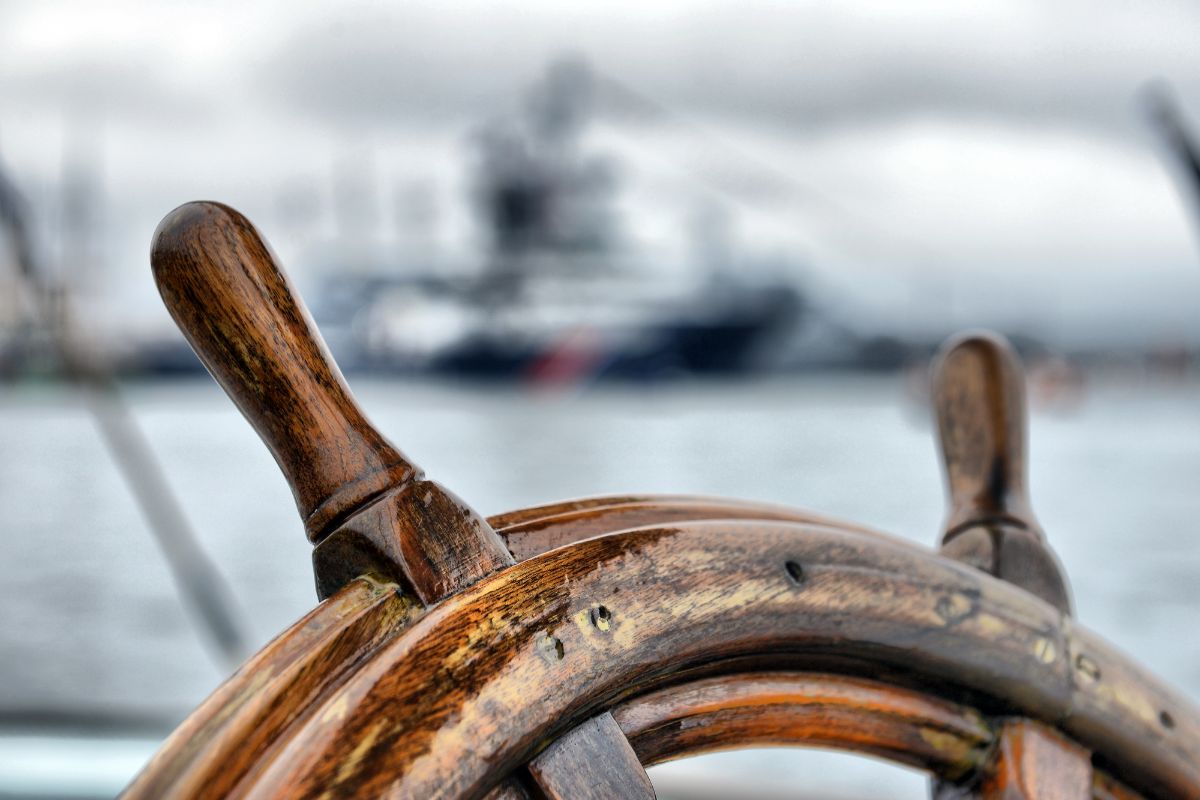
931, 331, 1072, 614
151, 201, 415, 542
123, 575, 417, 799
613, 672, 992, 780
489, 494, 906, 561
224, 521, 1196, 800
481, 781, 533, 800
231, 520, 1082, 799
528, 712, 656, 799
121, 516, 1198, 799
151, 202, 513, 602
1062, 626, 1200, 800
311, 478, 513, 603
980, 719, 1091, 799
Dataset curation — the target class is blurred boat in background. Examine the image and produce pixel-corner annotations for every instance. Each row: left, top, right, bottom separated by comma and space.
7, 60, 1200, 386
89, 60, 935, 384
289, 59, 817, 382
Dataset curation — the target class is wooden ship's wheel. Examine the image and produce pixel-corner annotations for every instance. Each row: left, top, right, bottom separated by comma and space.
124, 202, 1199, 799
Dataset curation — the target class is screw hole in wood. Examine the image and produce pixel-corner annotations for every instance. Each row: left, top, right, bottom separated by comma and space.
590, 605, 612, 631
538, 634, 565, 664
1074, 653, 1101, 682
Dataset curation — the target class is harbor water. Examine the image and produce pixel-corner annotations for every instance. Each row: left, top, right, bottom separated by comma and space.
1, 374, 1198, 797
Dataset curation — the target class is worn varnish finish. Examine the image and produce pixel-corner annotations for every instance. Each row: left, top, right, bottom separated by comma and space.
490, 494, 905, 560
932, 332, 1072, 615
1062, 625, 1199, 800
480, 782, 532, 800
980, 719, 1092, 799
232, 521, 1072, 799
614, 674, 1140, 800
151, 202, 511, 603
226, 523, 1198, 798
151, 202, 409, 543
126, 201, 1200, 800
528, 713, 656, 799
612, 672, 992, 778
123, 575, 417, 800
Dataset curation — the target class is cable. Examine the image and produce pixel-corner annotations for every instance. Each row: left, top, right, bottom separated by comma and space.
0, 158, 251, 673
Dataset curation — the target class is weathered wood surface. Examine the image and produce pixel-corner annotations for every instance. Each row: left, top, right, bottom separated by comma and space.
122, 575, 417, 799
932, 332, 1072, 614
480, 781, 532, 800
1062, 625, 1199, 800
210, 521, 1199, 800
152, 202, 413, 544
489, 493, 906, 560
980, 719, 1092, 799
152, 202, 513, 604
613, 672, 992, 779
132, 202, 1200, 799
528, 712, 656, 799
614, 673, 1144, 800
122, 518, 1199, 799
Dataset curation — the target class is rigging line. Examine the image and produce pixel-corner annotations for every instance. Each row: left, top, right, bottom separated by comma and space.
0, 160, 251, 672
1144, 82, 1200, 261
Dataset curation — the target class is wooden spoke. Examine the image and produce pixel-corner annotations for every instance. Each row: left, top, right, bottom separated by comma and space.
980, 719, 1092, 799
151, 202, 512, 602
931, 332, 1072, 614
528, 712, 656, 799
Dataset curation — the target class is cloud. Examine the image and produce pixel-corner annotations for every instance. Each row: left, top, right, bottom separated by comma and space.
253, 0, 1200, 141
0, 0, 1197, 342
0, 57, 212, 125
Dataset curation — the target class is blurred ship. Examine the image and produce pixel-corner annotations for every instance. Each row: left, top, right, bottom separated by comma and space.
308, 60, 807, 382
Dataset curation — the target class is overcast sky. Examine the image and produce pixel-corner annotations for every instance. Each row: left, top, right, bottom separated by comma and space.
2, 0, 1200, 345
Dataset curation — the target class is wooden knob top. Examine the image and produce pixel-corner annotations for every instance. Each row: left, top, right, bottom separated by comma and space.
151, 202, 419, 543
931, 331, 1039, 540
